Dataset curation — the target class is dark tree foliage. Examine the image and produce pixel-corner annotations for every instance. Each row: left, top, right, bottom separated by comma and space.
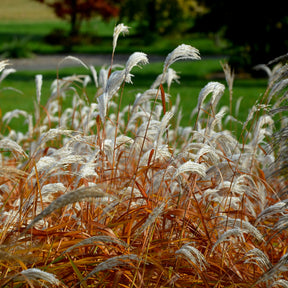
120, 0, 197, 40
35, 0, 119, 37
194, 0, 288, 70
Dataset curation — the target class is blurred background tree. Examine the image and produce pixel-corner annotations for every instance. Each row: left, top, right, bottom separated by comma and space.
34, 0, 120, 37
193, 0, 288, 71
119, 0, 205, 41
33, 0, 288, 71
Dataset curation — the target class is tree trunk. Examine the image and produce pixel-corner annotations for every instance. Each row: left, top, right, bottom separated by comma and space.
147, 0, 157, 32
69, 0, 78, 37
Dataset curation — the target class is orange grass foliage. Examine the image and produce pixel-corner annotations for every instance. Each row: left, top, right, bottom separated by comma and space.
1, 25, 288, 287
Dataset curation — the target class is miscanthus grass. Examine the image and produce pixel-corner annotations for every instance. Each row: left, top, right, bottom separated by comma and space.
0, 24, 288, 287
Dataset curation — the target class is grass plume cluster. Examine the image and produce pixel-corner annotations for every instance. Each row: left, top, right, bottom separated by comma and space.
0, 24, 288, 287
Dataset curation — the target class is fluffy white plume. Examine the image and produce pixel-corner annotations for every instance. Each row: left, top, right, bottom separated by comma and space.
151, 68, 180, 90
164, 44, 200, 71
20, 268, 60, 285
211, 228, 245, 253
2, 109, 29, 124
83, 254, 140, 282
197, 81, 225, 111
125, 52, 149, 78
173, 160, 206, 178
0, 60, 9, 73
98, 92, 109, 123
256, 199, 288, 224
58, 55, 88, 69
176, 243, 208, 271
35, 74, 43, 105
135, 201, 167, 236
112, 23, 129, 55
244, 248, 272, 272
90, 65, 98, 87
219, 217, 265, 243
0, 67, 16, 83
0, 138, 28, 158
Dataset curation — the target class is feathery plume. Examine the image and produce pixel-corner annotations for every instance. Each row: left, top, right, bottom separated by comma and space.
103, 69, 126, 98
252, 115, 274, 145
97, 92, 109, 123
164, 44, 200, 71
219, 217, 265, 243
176, 243, 208, 271
211, 228, 245, 253
0, 138, 28, 158
0, 67, 16, 83
270, 279, 288, 288
244, 248, 272, 272
2, 109, 28, 124
254, 253, 288, 285
269, 78, 288, 100
269, 215, 288, 241
155, 111, 174, 144
90, 65, 98, 88
194, 145, 220, 165
173, 160, 206, 179
151, 68, 180, 90
82, 254, 139, 282
140, 145, 171, 166
132, 89, 170, 113
254, 64, 272, 78
35, 74, 43, 105
256, 199, 288, 224
24, 186, 109, 232
166, 68, 181, 90
0, 166, 28, 181
125, 52, 149, 78
58, 55, 88, 69
0, 59, 9, 73
63, 235, 129, 255
19, 268, 60, 285
36, 128, 75, 149
41, 182, 66, 196
112, 23, 129, 55
197, 81, 225, 111
135, 201, 167, 236
222, 62, 234, 91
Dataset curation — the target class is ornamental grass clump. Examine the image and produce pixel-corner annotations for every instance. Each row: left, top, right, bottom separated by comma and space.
0, 24, 288, 287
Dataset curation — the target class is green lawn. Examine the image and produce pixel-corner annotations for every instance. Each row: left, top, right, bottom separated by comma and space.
0, 18, 226, 56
